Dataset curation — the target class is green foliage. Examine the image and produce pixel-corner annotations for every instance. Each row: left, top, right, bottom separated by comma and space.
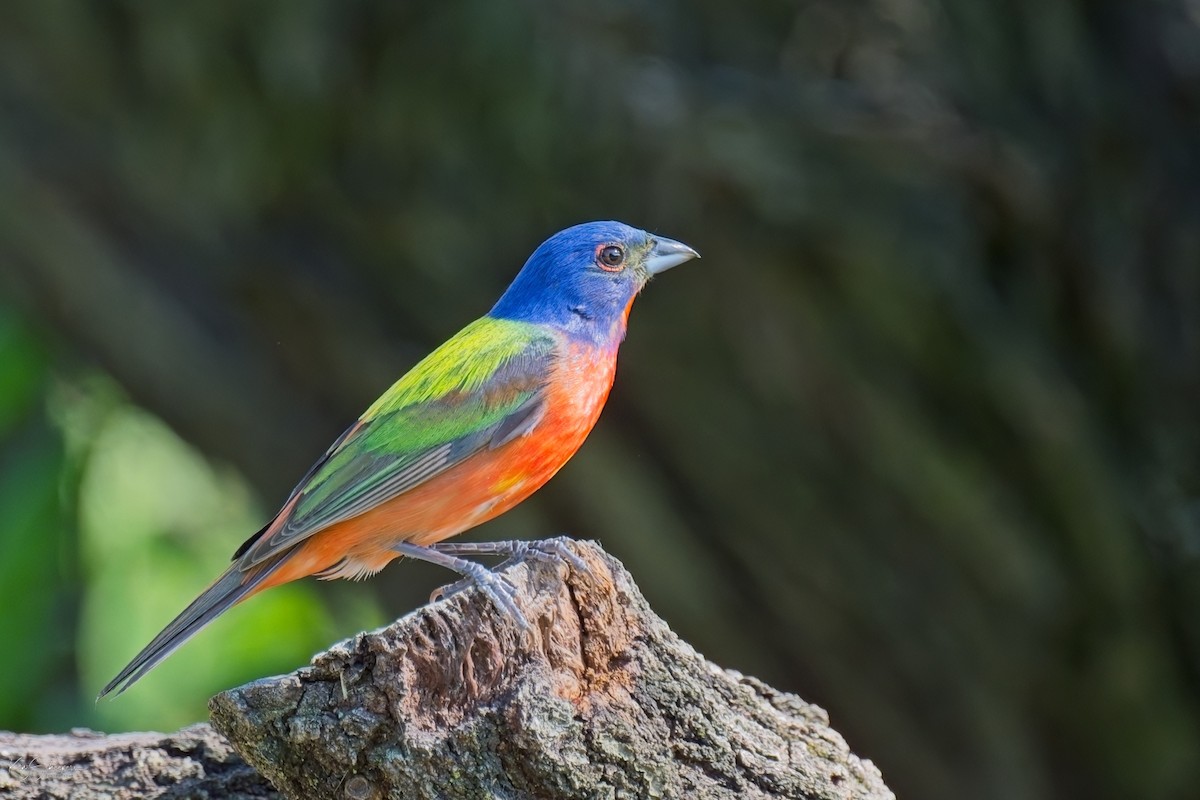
0, 357, 383, 733
0, 312, 68, 731
64, 391, 361, 732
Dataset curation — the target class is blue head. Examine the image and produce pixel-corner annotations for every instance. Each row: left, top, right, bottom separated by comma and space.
490, 221, 699, 344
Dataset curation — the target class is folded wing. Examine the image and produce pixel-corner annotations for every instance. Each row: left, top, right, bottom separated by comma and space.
237, 318, 558, 567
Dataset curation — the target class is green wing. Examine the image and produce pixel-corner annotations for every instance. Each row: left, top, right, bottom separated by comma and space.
238, 317, 558, 567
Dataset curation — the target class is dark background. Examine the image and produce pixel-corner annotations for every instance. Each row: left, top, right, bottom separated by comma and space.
1, 2, 1198, 798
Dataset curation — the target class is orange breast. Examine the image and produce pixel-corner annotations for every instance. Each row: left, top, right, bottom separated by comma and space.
259, 340, 620, 587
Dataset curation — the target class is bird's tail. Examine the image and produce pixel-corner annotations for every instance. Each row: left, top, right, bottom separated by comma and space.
98, 554, 286, 699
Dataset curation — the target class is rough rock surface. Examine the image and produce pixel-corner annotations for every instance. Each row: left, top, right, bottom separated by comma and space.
0, 723, 279, 799
209, 538, 894, 800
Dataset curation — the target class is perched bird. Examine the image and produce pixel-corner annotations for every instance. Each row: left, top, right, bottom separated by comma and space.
100, 220, 699, 697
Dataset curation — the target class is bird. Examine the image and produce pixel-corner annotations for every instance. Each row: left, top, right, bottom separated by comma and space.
100, 220, 699, 698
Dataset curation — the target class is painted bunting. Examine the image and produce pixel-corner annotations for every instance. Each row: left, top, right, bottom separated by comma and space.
100, 220, 699, 697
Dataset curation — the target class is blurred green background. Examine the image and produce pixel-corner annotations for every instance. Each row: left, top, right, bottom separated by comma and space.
1, 1, 1198, 798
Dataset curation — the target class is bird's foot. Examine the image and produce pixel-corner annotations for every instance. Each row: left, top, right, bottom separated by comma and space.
429, 538, 589, 573
392, 542, 529, 630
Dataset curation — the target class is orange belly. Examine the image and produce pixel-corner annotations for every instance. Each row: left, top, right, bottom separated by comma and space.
257, 340, 618, 589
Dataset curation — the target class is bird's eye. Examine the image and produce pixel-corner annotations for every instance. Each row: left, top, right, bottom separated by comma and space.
597, 244, 625, 271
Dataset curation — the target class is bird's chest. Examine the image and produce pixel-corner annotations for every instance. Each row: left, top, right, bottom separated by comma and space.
544, 341, 619, 436
439, 341, 617, 531
486, 340, 617, 493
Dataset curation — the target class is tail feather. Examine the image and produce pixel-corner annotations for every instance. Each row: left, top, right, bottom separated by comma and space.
98, 555, 285, 699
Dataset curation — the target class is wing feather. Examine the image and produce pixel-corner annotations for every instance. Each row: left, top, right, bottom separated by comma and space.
239, 322, 556, 566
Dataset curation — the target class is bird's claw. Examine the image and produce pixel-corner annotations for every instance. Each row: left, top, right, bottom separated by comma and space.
464, 570, 529, 631
393, 541, 531, 630
429, 538, 589, 574
407, 538, 591, 629
434, 579, 531, 631
524, 538, 589, 573
428, 564, 529, 631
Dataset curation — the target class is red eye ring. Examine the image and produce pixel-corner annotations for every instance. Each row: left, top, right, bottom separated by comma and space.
596, 244, 626, 271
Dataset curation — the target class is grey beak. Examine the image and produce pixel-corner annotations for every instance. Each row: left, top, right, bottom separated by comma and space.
645, 235, 700, 275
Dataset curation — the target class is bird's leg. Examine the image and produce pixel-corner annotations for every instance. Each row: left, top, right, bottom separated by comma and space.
429, 539, 589, 573
392, 541, 530, 630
